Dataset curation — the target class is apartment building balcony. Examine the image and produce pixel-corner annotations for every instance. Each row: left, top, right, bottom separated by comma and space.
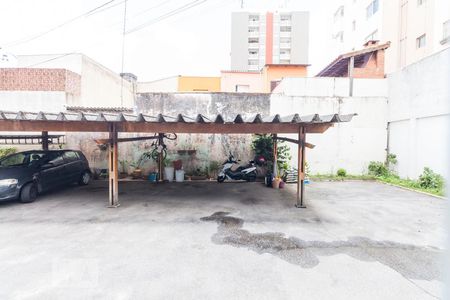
280, 31, 291, 38
280, 42, 291, 49
280, 54, 291, 60
280, 21, 291, 27
248, 54, 259, 60
248, 43, 259, 49
248, 21, 260, 27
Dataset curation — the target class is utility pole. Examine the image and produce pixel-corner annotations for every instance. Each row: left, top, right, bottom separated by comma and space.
120, 0, 128, 107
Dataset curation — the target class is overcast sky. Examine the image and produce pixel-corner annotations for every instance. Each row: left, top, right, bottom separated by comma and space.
0, 0, 335, 81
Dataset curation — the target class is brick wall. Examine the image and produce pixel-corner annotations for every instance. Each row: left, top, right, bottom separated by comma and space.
352, 50, 386, 79
0, 68, 81, 94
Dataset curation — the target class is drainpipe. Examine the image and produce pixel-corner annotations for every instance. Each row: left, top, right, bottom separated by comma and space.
348, 56, 354, 96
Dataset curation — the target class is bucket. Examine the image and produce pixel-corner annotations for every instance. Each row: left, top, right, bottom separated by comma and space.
164, 167, 175, 182
175, 170, 185, 182
148, 172, 158, 182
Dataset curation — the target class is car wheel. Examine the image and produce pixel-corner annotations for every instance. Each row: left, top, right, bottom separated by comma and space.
217, 175, 225, 183
20, 183, 38, 203
78, 171, 91, 186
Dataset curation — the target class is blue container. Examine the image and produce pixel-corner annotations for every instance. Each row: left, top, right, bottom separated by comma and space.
148, 172, 158, 182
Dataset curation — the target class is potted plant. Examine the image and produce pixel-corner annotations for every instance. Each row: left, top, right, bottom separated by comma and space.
119, 159, 129, 179
272, 167, 285, 189
164, 157, 175, 182
208, 161, 221, 180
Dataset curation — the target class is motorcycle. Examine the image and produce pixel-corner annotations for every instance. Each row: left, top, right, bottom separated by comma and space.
217, 152, 257, 183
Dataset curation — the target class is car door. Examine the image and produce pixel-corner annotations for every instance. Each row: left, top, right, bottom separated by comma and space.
38, 152, 65, 191
62, 151, 83, 183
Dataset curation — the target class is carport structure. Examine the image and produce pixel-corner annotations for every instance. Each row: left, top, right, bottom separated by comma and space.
0, 110, 355, 208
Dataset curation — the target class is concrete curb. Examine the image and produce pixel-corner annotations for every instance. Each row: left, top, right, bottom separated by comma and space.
376, 180, 447, 200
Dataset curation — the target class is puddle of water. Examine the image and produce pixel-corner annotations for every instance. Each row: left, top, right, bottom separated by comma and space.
200, 212, 443, 281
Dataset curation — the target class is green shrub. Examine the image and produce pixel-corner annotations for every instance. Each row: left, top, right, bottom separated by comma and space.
418, 167, 444, 190
251, 134, 291, 172
0, 147, 17, 159
368, 161, 389, 177
337, 168, 347, 177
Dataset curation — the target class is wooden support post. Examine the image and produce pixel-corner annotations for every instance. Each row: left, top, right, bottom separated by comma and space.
296, 126, 306, 208
272, 134, 278, 176
41, 131, 49, 150
348, 56, 354, 97
108, 124, 120, 207
158, 133, 164, 182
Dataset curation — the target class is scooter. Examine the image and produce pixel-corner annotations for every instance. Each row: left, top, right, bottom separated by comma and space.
217, 152, 257, 183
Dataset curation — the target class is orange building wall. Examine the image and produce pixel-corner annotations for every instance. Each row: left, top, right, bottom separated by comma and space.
262, 65, 308, 92
177, 76, 221, 92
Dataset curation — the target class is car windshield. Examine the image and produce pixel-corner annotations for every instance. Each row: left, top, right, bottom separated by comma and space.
0, 152, 47, 167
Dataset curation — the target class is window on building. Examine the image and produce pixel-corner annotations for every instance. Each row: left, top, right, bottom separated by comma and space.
417, 0, 426, 5
352, 20, 356, 31
333, 31, 344, 43
441, 20, 450, 44
416, 34, 426, 48
248, 59, 259, 65
280, 14, 291, 21
366, 0, 379, 19
365, 30, 378, 42
333, 6, 344, 23
249, 50, 258, 55
249, 15, 259, 22
248, 37, 259, 44
280, 26, 291, 32
235, 85, 250, 92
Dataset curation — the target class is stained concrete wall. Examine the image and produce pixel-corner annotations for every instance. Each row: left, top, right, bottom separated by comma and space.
66, 92, 271, 175
387, 48, 450, 180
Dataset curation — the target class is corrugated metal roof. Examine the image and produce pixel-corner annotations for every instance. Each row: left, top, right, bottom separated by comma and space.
0, 110, 356, 124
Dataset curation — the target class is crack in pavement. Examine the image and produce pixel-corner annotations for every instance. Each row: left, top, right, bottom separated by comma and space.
200, 211, 443, 282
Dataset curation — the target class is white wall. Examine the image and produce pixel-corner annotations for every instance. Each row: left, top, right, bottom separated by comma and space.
0, 91, 66, 113
273, 77, 388, 97
16, 54, 135, 108
78, 56, 134, 108
137, 76, 179, 93
271, 78, 388, 175
388, 48, 449, 180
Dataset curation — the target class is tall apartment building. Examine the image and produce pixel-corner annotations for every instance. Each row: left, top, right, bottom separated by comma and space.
231, 11, 309, 71
330, 0, 450, 74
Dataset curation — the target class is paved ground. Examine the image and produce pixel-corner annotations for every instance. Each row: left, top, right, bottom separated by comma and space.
0, 180, 446, 299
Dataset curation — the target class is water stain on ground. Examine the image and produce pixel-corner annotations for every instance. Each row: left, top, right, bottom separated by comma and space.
200, 211, 443, 281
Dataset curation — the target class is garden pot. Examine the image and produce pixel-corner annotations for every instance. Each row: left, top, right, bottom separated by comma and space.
175, 170, 185, 182
164, 167, 175, 182
148, 172, 158, 182
279, 180, 285, 189
272, 178, 282, 189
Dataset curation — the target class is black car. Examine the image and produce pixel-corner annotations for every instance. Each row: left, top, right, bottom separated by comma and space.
0, 150, 91, 203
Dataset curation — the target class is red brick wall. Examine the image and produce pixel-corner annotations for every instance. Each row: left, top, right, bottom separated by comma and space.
0, 68, 81, 94
352, 50, 385, 79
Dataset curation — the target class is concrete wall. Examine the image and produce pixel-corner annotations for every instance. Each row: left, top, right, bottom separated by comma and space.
67, 92, 271, 175
0, 91, 67, 113
290, 11, 310, 64
77, 56, 134, 108
231, 12, 250, 71
271, 77, 388, 175
273, 77, 388, 97
387, 48, 450, 180
16, 54, 135, 108
220, 71, 263, 93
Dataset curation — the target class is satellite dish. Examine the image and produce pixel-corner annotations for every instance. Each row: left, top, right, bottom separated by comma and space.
0, 50, 18, 67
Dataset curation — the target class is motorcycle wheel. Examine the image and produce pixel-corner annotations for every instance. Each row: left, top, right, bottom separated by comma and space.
246, 172, 257, 182
217, 175, 225, 183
